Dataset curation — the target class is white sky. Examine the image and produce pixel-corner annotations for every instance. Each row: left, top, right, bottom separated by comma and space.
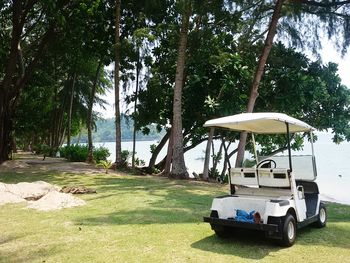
95, 41, 350, 119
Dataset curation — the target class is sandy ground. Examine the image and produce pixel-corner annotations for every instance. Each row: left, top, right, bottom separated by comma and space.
0, 152, 101, 211
0, 181, 86, 211
0, 151, 107, 174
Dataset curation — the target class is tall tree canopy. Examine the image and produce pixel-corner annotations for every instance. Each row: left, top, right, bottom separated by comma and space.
0, 0, 349, 176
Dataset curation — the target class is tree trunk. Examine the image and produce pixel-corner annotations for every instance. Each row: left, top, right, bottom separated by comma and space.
132, 49, 141, 169
164, 128, 174, 176
87, 61, 103, 163
169, 1, 191, 179
235, 0, 285, 167
114, 0, 122, 167
67, 72, 76, 147
212, 139, 223, 173
11, 132, 17, 154
202, 128, 214, 180
147, 129, 170, 173
0, 95, 12, 163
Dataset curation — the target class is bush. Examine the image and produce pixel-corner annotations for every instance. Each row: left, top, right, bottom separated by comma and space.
34, 144, 51, 155
93, 146, 111, 162
120, 150, 131, 167
60, 145, 88, 162
59, 145, 110, 162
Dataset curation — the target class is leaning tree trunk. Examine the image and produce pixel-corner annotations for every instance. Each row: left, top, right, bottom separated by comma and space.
86, 61, 103, 163
114, 0, 122, 167
235, 0, 285, 167
147, 129, 170, 173
202, 127, 214, 180
168, 1, 191, 179
132, 49, 141, 169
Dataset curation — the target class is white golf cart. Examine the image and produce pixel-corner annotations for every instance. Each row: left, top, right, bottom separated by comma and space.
203, 112, 327, 246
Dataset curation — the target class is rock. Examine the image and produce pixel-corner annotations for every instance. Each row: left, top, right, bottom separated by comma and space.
60, 185, 96, 194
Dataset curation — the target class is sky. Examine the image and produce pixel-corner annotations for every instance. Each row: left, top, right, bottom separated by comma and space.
95, 40, 350, 119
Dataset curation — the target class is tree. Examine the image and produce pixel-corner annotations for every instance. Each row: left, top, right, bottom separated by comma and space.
114, 0, 122, 167
87, 61, 103, 163
167, 1, 192, 179
235, 0, 350, 167
0, 0, 64, 163
235, 0, 285, 167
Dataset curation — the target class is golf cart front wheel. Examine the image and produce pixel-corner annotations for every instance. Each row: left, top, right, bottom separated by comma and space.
280, 214, 296, 247
315, 203, 327, 228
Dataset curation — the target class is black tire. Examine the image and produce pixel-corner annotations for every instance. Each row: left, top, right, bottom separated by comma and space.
315, 203, 327, 228
212, 225, 231, 238
280, 214, 296, 247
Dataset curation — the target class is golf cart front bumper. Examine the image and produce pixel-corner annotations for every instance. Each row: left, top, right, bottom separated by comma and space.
203, 216, 279, 232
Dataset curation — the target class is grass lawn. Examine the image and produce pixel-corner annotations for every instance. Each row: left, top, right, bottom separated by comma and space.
0, 170, 349, 263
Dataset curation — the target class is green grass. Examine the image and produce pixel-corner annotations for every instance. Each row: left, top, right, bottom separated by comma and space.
0, 170, 349, 263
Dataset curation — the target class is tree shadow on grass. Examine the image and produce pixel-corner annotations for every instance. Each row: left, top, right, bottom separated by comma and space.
0, 233, 62, 263
0, 245, 62, 263
191, 230, 281, 260
192, 222, 350, 260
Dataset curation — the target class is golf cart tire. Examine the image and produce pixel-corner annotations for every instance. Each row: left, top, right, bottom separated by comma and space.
315, 203, 327, 228
280, 214, 296, 247
212, 225, 231, 238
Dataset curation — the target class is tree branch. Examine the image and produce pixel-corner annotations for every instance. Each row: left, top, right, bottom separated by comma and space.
296, 0, 350, 8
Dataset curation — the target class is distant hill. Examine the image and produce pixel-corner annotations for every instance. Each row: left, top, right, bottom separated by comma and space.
72, 116, 164, 143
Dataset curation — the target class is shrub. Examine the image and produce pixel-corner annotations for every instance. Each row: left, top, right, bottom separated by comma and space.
59, 145, 110, 162
134, 157, 145, 167
34, 144, 51, 156
93, 146, 110, 162
120, 150, 131, 167
60, 145, 88, 162
96, 160, 113, 174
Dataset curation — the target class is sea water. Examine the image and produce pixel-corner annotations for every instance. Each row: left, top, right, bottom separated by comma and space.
96, 131, 350, 205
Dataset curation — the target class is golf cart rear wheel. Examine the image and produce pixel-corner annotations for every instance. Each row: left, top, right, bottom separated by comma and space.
212, 225, 231, 238
280, 214, 296, 247
315, 203, 327, 228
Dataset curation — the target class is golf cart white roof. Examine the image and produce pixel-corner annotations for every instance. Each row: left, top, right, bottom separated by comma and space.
203, 112, 314, 134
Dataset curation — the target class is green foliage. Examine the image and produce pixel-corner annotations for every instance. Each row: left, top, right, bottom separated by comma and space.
33, 144, 51, 156
93, 146, 111, 162
134, 157, 146, 167
60, 145, 110, 162
209, 168, 220, 179
120, 150, 131, 167
96, 160, 113, 174
72, 116, 164, 143
60, 145, 88, 162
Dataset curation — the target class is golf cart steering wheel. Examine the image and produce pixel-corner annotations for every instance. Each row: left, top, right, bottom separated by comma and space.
257, 159, 276, 169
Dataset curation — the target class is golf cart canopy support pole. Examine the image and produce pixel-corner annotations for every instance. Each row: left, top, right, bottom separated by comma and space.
251, 133, 258, 165
286, 122, 292, 172
310, 131, 318, 178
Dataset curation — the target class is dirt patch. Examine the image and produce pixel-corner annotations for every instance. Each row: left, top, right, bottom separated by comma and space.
0, 181, 86, 211
1, 160, 30, 169
27, 191, 86, 211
